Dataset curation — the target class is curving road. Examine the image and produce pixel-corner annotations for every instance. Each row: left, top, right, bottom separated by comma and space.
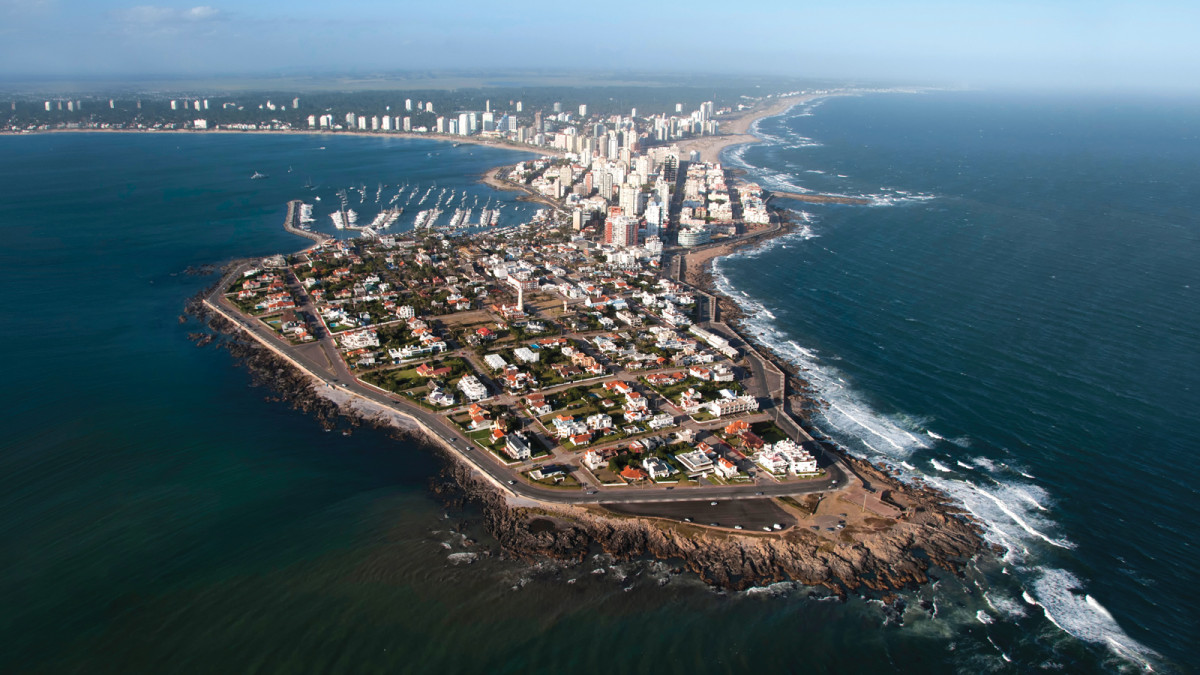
205, 261, 849, 507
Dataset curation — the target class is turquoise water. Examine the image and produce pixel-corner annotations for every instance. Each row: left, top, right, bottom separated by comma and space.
0, 108, 1193, 674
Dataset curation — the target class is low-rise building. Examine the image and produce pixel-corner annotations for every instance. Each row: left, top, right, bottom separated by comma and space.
676, 449, 714, 475
458, 375, 488, 401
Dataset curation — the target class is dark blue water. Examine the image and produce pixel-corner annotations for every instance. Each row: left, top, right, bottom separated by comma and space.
720, 91, 1200, 671
0, 116, 1191, 674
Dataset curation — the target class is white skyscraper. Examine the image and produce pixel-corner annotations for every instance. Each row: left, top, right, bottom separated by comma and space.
458, 113, 469, 136
405, 98, 412, 111
516, 101, 523, 112
403, 116, 412, 131
578, 104, 587, 117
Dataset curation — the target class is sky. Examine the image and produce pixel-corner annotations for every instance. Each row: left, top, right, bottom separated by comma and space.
1, 0, 1199, 91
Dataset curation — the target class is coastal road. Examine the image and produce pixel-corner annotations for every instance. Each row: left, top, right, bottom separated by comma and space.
206, 261, 848, 507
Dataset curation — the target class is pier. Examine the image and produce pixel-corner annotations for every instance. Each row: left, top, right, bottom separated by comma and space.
283, 199, 327, 245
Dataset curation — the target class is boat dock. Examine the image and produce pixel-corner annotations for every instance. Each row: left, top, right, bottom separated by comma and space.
284, 199, 327, 245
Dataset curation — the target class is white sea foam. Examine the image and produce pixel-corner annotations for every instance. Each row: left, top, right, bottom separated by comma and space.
976, 609, 995, 625
932, 478, 1073, 551
956, 460, 973, 469
1029, 569, 1160, 669
984, 592, 1027, 619
972, 456, 998, 472
713, 116, 1154, 671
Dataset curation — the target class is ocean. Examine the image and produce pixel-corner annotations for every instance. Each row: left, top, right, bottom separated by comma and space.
718, 91, 1200, 671
0, 94, 1194, 674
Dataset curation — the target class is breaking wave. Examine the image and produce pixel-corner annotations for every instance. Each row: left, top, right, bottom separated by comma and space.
713, 212, 1157, 669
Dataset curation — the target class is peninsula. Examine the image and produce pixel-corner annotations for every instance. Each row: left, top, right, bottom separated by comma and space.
187, 92, 985, 595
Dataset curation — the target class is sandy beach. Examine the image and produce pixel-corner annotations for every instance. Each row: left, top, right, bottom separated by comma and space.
671, 94, 822, 164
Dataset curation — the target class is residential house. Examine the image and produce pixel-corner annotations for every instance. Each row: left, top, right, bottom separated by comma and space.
641, 457, 675, 481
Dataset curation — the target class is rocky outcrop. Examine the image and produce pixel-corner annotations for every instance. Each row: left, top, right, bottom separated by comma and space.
437, 451, 986, 596
184, 282, 988, 597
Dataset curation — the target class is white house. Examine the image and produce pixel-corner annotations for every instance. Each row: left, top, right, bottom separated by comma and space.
457, 375, 488, 402
504, 433, 532, 461
642, 457, 675, 481
513, 347, 540, 364
676, 449, 714, 475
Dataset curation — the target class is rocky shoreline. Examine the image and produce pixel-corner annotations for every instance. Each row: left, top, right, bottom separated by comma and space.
183, 277, 990, 598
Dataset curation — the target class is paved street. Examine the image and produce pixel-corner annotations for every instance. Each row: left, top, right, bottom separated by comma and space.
205, 260, 850, 508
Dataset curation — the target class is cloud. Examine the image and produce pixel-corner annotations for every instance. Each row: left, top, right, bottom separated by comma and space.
113, 5, 223, 25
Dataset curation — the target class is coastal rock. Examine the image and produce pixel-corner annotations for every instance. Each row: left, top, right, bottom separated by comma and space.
440, 452, 985, 596
190, 284, 988, 597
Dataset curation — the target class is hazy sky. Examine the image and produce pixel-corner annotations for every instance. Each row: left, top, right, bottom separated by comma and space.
2, 0, 1198, 90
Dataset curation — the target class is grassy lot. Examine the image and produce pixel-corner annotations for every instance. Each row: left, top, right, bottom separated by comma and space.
752, 420, 789, 444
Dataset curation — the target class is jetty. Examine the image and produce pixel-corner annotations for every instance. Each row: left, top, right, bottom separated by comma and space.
284, 199, 328, 245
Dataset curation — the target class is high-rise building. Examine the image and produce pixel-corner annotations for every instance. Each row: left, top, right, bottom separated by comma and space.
553, 102, 562, 113
405, 99, 412, 111
619, 184, 644, 216
605, 215, 638, 248
425, 102, 433, 113
381, 116, 392, 131
599, 171, 613, 200
578, 104, 587, 117
170, 100, 177, 110
663, 156, 678, 183
516, 101, 523, 112
44, 101, 51, 111
458, 113, 469, 136
435, 116, 446, 133
292, 97, 300, 109
403, 116, 412, 132
482, 111, 495, 132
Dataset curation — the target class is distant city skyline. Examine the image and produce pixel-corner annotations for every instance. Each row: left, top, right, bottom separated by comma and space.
2, 0, 1199, 91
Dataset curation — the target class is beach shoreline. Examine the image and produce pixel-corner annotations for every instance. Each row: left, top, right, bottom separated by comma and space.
3, 125, 564, 158
670, 94, 820, 164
